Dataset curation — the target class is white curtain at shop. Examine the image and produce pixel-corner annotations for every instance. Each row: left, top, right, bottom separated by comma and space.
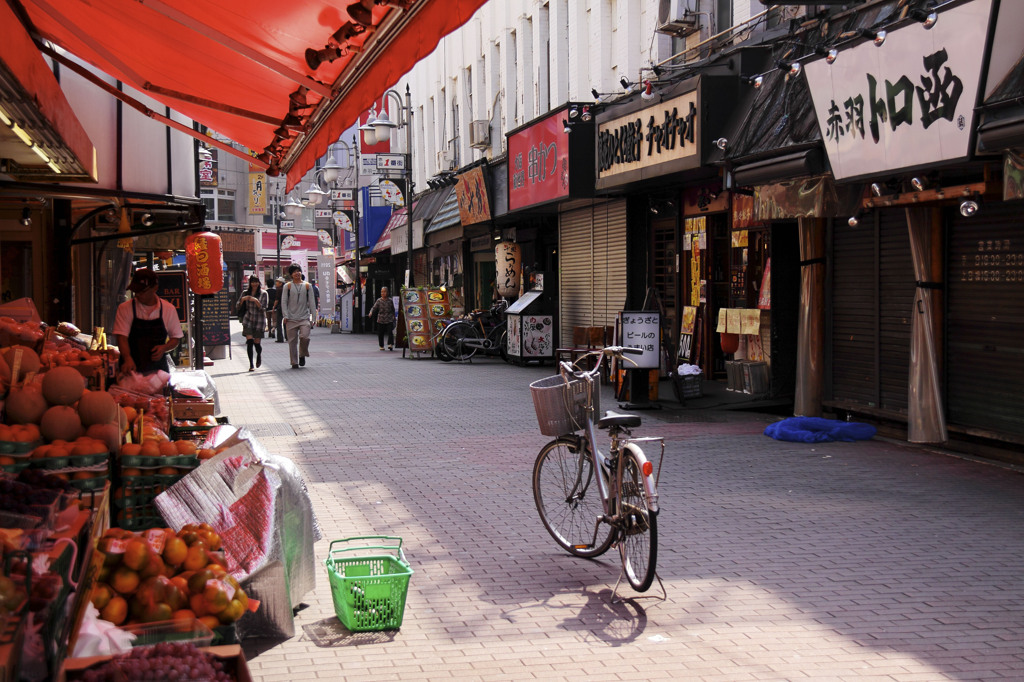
905, 207, 947, 443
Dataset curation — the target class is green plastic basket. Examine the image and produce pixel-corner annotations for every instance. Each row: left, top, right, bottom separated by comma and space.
324, 536, 413, 632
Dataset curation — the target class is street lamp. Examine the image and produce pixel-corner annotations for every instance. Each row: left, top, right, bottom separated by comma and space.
317, 137, 362, 333
366, 85, 414, 286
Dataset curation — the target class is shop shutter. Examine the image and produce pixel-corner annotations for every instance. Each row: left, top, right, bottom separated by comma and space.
829, 209, 912, 414
877, 209, 913, 415
830, 216, 877, 406
947, 201, 1024, 441
558, 200, 627, 345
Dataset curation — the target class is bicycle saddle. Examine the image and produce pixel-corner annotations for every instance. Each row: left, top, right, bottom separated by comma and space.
597, 410, 641, 429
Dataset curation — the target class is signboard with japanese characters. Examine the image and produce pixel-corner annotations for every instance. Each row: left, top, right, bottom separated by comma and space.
597, 88, 699, 189
803, 0, 993, 180
508, 113, 571, 210
619, 311, 660, 369
248, 172, 266, 215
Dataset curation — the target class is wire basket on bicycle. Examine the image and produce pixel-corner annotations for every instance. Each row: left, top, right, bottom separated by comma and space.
530, 372, 600, 437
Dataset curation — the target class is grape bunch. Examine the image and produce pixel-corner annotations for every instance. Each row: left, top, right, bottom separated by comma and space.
77, 642, 235, 681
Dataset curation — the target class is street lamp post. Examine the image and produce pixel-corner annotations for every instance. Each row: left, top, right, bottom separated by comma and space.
364, 84, 414, 287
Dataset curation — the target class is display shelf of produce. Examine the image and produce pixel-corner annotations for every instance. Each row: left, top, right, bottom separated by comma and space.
169, 416, 229, 442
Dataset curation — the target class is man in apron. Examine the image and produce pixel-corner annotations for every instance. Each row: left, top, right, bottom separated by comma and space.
114, 268, 184, 376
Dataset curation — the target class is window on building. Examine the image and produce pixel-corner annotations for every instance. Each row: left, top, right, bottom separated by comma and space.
716, 0, 733, 32
200, 189, 236, 222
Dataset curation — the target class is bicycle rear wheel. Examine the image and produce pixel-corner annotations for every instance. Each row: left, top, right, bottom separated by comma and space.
617, 447, 658, 591
441, 321, 481, 361
533, 436, 614, 558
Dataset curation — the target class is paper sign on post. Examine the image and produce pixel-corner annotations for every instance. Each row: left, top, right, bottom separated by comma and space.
740, 309, 761, 335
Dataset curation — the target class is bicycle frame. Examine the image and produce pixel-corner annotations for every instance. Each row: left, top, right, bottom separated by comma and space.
559, 351, 660, 516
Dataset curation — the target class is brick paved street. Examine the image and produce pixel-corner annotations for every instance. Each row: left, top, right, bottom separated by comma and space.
210, 325, 1024, 681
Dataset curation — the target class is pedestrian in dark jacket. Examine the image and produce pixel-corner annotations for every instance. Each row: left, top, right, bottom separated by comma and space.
368, 286, 396, 351
265, 281, 277, 338
236, 275, 268, 371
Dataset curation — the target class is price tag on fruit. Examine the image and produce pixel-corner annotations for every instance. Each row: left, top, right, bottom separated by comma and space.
144, 528, 166, 553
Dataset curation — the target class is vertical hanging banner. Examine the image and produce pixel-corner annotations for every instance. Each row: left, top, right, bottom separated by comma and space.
249, 172, 266, 215
495, 242, 521, 297
455, 165, 492, 225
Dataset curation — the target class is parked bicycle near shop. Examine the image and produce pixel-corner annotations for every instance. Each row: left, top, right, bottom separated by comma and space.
436, 298, 509, 363
530, 346, 664, 594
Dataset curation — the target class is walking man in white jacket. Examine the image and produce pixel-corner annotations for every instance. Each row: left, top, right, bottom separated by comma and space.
281, 264, 317, 368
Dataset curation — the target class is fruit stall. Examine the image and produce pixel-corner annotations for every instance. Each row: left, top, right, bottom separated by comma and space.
0, 310, 277, 681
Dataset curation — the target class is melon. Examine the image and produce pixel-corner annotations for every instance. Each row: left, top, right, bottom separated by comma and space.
1, 345, 41, 378
42, 366, 87, 406
78, 390, 119, 426
85, 422, 121, 455
40, 405, 83, 442
6, 384, 47, 424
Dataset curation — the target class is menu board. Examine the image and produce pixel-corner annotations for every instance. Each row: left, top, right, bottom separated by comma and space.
619, 311, 660, 369
201, 289, 232, 346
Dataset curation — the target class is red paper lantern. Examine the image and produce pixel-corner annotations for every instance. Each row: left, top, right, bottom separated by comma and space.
184, 231, 224, 294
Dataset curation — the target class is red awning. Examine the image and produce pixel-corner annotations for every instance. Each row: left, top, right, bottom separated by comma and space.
16, 0, 487, 188
371, 206, 408, 254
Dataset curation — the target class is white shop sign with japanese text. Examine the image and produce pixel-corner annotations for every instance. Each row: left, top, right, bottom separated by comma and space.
803, 0, 993, 181
620, 311, 660, 370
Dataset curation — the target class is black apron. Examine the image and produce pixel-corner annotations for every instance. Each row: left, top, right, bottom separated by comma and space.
127, 299, 169, 374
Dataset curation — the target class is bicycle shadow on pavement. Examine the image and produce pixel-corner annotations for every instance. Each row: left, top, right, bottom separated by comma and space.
500, 585, 649, 647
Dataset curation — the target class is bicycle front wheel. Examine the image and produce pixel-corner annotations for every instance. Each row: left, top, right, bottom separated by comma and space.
617, 447, 658, 591
533, 436, 614, 558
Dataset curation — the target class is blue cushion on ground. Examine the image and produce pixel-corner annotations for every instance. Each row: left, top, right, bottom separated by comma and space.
764, 416, 877, 443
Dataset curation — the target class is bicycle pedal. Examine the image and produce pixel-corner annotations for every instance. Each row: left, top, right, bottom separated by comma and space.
571, 544, 594, 550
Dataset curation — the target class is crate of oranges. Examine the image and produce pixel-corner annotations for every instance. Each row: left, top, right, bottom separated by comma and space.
89, 524, 252, 634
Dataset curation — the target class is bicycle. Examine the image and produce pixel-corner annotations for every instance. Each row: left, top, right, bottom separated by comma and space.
530, 347, 664, 596
437, 298, 509, 363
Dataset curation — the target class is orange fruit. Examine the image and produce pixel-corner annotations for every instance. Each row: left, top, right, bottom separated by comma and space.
189, 592, 210, 617
122, 539, 150, 572
120, 443, 142, 457
157, 466, 177, 475
158, 441, 177, 457
171, 608, 198, 624
197, 448, 216, 460
100, 595, 128, 625
217, 598, 245, 624
122, 406, 137, 422
174, 440, 197, 455
0, 424, 11, 440
0, 456, 14, 465
91, 583, 114, 610
198, 615, 221, 631
140, 601, 173, 623
162, 536, 188, 567
30, 445, 50, 459
72, 471, 95, 480
111, 566, 140, 595
187, 569, 213, 595
184, 540, 209, 573
139, 441, 161, 458
202, 582, 229, 614
139, 553, 165, 580
121, 467, 142, 477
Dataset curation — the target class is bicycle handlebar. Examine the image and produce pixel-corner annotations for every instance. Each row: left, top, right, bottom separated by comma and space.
559, 345, 645, 380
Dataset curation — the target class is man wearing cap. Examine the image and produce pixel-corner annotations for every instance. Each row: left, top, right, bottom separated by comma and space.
113, 268, 184, 376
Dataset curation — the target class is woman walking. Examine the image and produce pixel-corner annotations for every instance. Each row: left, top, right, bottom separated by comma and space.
368, 286, 396, 351
237, 275, 268, 371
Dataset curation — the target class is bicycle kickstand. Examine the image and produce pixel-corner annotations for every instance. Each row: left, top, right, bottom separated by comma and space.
609, 570, 667, 605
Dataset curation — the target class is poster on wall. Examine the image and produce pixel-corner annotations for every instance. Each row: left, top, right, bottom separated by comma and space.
520, 315, 553, 358
758, 257, 772, 310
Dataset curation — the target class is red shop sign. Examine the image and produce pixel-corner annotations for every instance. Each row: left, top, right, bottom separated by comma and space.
509, 114, 571, 211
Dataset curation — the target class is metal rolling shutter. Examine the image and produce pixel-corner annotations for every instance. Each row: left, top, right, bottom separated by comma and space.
830, 215, 877, 406
877, 209, 913, 414
558, 200, 627, 345
829, 209, 913, 414
947, 202, 1024, 441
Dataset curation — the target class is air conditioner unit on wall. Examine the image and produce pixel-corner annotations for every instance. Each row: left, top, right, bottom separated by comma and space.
437, 148, 455, 170
469, 120, 491, 149
656, 0, 700, 38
